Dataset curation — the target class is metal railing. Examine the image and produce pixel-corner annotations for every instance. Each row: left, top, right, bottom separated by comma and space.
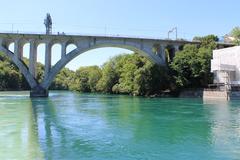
0, 30, 192, 41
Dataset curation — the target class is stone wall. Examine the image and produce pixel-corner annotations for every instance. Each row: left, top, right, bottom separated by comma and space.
180, 89, 240, 100
203, 90, 229, 100
203, 90, 240, 100
179, 89, 204, 98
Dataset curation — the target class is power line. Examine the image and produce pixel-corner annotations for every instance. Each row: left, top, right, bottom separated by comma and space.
0, 21, 202, 40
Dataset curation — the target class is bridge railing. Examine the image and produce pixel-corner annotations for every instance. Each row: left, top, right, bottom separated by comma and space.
0, 30, 192, 41
0, 30, 234, 46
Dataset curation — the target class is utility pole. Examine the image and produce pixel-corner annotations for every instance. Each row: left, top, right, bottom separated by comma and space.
175, 27, 178, 40
44, 13, 52, 35
168, 30, 173, 39
11, 23, 14, 33
104, 25, 107, 36
167, 27, 178, 40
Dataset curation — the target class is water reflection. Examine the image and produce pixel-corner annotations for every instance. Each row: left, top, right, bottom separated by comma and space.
32, 93, 214, 159
1, 92, 240, 160
0, 95, 43, 160
203, 100, 240, 159
31, 96, 97, 159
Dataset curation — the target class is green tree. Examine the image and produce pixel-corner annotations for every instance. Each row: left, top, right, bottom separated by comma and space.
97, 60, 118, 93
96, 53, 169, 96
230, 27, 240, 45
0, 53, 22, 90
133, 61, 169, 96
112, 54, 141, 94
51, 68, 75, 90
87, 66, 102, 92
71, 66, 102, 92
170, 35, 217, 89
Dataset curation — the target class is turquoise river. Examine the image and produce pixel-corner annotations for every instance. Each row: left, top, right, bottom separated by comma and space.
0, 91, 240, 160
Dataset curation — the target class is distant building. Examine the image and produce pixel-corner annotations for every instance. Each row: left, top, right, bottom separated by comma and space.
211, 46, 240, 86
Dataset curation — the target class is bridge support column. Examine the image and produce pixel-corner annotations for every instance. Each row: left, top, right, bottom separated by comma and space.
160, 44, 166, 65
29, 40, 37, 78
14, 39, 23, 60
30, 85, 49, 98
61, 42, 67, 58
174, 45, 179, 54
44, 41, 52, 79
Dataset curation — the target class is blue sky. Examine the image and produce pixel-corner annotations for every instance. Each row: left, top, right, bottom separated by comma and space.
1, 0, 239, 70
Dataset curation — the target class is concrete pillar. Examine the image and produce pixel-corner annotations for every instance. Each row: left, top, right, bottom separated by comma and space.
0, 39, 8, 49
14, 39, 23, 60
0, 38, 6, 50
168, 45, 180, 61
30, 85, 49, 98
6, 41, 12, 51
29, 40, 37, 78
44, 41, 52, 79
61, 42, 67, 58
174, 45, 179, 53
0, 38, 3, 46
160, 44, 166, 64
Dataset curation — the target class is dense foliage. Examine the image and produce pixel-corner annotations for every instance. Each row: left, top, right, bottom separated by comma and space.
0, 51, 169, 96
100, 54, 169, 95
170, 35, 218, 89
0, 52, 74, 91
71, 54, 169, 96
0, 52, 29, 90
70, 66, 102, 92
230, 27, 240, 45
50, 68, 75, 90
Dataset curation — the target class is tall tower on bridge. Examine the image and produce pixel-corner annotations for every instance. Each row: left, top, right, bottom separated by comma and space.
44, 13, 52, 35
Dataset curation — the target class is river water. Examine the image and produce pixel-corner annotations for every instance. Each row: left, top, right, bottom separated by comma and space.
0, 91, 240, 160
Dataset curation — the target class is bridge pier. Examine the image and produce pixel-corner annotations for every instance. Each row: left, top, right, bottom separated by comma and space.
30, 86, 49, 98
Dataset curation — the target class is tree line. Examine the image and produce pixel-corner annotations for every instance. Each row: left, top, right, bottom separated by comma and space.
0, 30, 238, 96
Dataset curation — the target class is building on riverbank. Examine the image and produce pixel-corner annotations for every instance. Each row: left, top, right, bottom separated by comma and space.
204, 46, 240, 100
211, 46, 240, 85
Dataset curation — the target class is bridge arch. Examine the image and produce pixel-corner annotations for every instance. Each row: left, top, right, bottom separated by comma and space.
66, 43, 77, 53
51, 43, 62, 66
40, 43, 163, 89
0, 43, 37, 89
1, 33, 210, 97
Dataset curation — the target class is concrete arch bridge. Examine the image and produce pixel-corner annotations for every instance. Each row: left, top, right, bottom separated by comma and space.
0, 33, 232, 97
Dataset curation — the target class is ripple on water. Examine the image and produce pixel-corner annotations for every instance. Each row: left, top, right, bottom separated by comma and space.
0, 91, 240, 160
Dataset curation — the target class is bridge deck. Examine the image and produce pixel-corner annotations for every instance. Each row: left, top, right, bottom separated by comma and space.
0, 32, 234, 47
